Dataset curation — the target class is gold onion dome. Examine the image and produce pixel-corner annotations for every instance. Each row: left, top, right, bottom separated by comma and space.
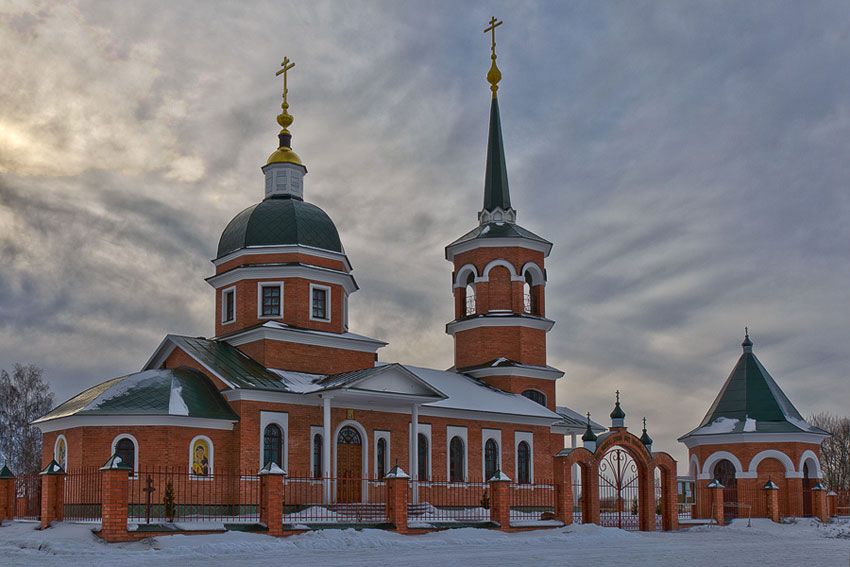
266, 56, 304, 167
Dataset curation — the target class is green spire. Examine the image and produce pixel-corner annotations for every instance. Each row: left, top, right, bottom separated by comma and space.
582, 412, 598, 442
482, 96, 512, 214
610, 390, 626, 420
639, 417, 653, 447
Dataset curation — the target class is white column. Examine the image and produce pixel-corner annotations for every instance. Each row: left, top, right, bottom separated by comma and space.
323, 396, 332, 503
410, 404, 419, 504
570, 433, 577, 449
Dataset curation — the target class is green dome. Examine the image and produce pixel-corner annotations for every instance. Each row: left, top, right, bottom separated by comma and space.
217, 196, 342, 258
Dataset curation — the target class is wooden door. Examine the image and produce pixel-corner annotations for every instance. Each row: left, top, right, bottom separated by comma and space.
336, 427, 362, 503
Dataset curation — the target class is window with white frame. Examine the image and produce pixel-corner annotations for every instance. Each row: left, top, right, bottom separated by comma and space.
446, 425, 467, 482
258, 282, 284, 318
481, 428, 501, 480
190, 435, 214, 477
310, 284, 331, 321
310, 426, 323, 479
374, 430, 390, 479
111, 434, 139, 476
514, 431, 534, 484
259, 411, 288, 471
221, 286, 236, 324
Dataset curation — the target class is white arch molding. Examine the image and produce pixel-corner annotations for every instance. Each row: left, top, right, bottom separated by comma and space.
332, 420, 369, 502
798, 450, 823, 479
747, 449, 798, 477
481, 259, 521, 280
453, 264, 479, 288
110, 433, 140, 476
520, 262, 545, 286
688, 454, 700, 479
699, 451, 744, 479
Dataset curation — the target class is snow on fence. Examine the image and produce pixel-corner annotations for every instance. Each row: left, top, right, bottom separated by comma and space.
408, 477, 490, 525
128, 468, 260, 524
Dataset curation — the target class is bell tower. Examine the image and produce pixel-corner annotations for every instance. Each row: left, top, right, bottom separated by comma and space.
445, 19, 562, 411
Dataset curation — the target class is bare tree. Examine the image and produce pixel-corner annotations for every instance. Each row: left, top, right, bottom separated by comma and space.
0, 364, 55, 474
809, 412, 850, 491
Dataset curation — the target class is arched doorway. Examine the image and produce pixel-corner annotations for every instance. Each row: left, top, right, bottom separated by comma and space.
713, 459, 737, 522
802, 461, 813, 517
337, 426, 362, 503
598, 446, 640, 530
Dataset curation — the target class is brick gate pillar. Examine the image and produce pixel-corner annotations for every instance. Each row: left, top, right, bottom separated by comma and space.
785, 477, 803, 517
259, 462, 286, 537
827, 491, 838, 518
39, 460, 65, 529
0, 466, 14, 522
660, 469, 678, 531
385, 466, 409, 532
694, 479, 711, 519
763, 479, 780, 523
553, 456, 572, 526
707, 479, 724, 525
811, 482, 828, 523
99, 454, 132, 542
488, 472, 511, 529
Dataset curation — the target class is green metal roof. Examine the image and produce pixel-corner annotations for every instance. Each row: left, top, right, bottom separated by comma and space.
682, 339, 828, 437
448, 221, 551, 248
217, 195, 342, 258
167, 335, 290, 392
483, 96, 511, 213
35, 367, 238, 423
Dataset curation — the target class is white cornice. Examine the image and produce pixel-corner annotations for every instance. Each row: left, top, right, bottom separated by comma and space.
679, 431, 828, 449
34, 415, 236, 433
446, 314, 555, 335
445, 237, 552, 262
222, 323, 387, 354
206, 264, 358, 294
462, 365, 564, 381
213, 244, 352, 272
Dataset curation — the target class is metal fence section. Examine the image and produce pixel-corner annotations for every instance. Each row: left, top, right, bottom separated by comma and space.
408, 477, 489, 525
509, 481, 556, 526
280, 474, 388, 525
64, 467, 102, 522
13, 473, 40, 521
128, 468, 260, 525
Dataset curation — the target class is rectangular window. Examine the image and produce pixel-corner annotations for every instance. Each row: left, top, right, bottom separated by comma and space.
261, 285, 281, 317
222, 287, 236, 324
310, 285, 330, 321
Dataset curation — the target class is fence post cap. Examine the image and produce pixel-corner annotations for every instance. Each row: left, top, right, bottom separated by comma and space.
488, 470, 511, 482
99, 454, 132, 471
706, 479, 724, 489
258, 462, 287, 475
762, 479, 779, 490
385, 465, 409, 479
39, 460, 66, 476
827, 490, 838, 496
0, 465, 14, 479
811, 481, 827, 491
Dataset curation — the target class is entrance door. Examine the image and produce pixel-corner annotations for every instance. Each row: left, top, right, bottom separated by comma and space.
336, 426, 362, 503
598, 447, 640, 530
802, 462, 813, 517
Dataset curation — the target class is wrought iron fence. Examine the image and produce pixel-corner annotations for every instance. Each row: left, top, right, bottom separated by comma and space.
64, 467, 102, 522
13, 473, 40, 521
128, 468, 260, 524
571, 480, 584, 524
408, 477, 489, 525
280, 473, 388, 525
509, 481, 555, 526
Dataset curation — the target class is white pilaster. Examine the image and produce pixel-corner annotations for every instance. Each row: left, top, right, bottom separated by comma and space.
410, 404, 419, 504
322, 395, 332, 503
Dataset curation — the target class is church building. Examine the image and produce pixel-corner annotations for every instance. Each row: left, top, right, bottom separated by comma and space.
34, 42, 591, 502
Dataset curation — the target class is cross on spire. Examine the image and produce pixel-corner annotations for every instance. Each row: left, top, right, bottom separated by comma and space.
616, 390, 620, 404
484, 17, 503, 97
275, 57, 296, 134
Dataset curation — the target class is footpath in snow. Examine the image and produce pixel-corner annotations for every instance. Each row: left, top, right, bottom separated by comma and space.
0, 518, 848, 567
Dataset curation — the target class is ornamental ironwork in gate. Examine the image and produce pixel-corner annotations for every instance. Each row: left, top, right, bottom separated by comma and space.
598, 447, 640, 530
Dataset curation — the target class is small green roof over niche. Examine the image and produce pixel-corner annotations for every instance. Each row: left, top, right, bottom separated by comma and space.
217, 196, 342, 258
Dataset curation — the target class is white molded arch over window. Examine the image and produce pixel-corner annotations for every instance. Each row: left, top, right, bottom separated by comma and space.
699, 451, 743, 479
482, 259, 519, 280
747, 450, 797, 477
798, 450, 823, 479
54, 434, 68, 470
454, 264, 479, 288
465, 273, 476, 316
520, 262, 545, 286
111, 434, 139, 475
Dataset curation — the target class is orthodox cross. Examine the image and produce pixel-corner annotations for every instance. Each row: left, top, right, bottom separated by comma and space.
586, 412, 591, 425
484, 16, 502, 57
143, 474, 156, 524
643, 417, 647, 430
616, 390, 620, 403
275, 57, 296, 133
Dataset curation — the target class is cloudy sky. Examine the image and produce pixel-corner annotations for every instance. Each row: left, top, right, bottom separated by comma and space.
1, 1, 848, 469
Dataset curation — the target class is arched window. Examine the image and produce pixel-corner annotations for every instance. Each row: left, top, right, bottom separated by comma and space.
517, 441, 531, 484
522, 389, 546, 407
418, 433, 429, 481
263, 424, 283, 468
713, 459, 737, 487
449, 436, 465, 482
484, 439, 499, 480
313, 434, 323, 478
115, 438, 136, 471
465, 273, 476, 316
377, 438, 387, 479
523, 272, 533, 314
190, 436, 213, 476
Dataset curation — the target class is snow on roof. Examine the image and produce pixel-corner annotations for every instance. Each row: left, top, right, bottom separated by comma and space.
401, 365, 561, 420
268, 369, 326, 393
691, 417, 740, 435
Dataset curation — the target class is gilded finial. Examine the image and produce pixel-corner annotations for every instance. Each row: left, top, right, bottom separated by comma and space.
275, 57, 296, 136
484, 17, 503, 98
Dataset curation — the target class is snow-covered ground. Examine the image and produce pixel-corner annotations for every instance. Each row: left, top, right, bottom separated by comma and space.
1, 518, 848, 567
